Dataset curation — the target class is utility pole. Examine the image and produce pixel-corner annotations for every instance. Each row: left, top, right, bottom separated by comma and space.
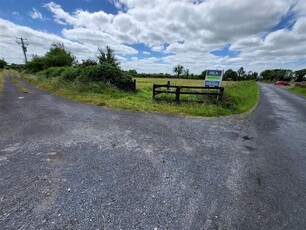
16, 37, 29, 63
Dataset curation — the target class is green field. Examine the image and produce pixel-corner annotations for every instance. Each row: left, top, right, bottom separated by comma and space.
289, 86, 306, 97
21, 73, 259, 117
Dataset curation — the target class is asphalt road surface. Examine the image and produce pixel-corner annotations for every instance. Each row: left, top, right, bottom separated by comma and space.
0, 76, 305, 230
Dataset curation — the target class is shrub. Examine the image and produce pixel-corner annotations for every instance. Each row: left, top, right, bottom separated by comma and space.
114, 72, 135, 91
79, 59, 98, 67
44, 43, 76, 69
0, 58, 7, 69
78, 64, 122, 82
44, 67, 66, 78
25, 55, 45, 73
60, 67, 81, 81
77, 64, 134, 91
9, 63, 25, 71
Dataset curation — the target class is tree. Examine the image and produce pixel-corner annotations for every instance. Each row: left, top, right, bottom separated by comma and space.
0, 58, 7, 69
283, 70, 293, 81
260, 69, 272, 81
199, 70, 207, 79
237, 67, 246, 80
260, 69, 293, 82
173, 64, 184, 77
44, 43, 76, 68
97, 46, 120, 68
128, 69, 138, 77
251, 72, 258, 80
184, 68, 190, 78
25, 55, 45, 73
223, 69, 238, 81
294, 69, 306, 82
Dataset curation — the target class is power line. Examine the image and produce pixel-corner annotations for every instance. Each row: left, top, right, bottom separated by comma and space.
16, 37, 29, 63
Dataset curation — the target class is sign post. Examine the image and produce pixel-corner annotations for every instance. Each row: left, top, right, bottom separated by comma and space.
204, 70, 224, 87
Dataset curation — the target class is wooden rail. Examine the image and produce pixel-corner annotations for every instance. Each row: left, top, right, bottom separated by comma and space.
153, 81, 224, 102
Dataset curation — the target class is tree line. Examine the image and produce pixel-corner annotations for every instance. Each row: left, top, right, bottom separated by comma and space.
1, 47, 305, 82
171, 65, 305, 82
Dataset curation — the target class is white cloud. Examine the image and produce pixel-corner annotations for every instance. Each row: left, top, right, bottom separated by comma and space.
1, 0, 306, 73
29, 8, 45, 20
228, 16, 306, 71
0, 19, 94, 64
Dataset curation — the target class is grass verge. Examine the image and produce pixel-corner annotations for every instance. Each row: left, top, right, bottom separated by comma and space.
21, 73, 259, 117
289, 86, 306, 97
10, 71, 29, 93
0, 70, 5, 96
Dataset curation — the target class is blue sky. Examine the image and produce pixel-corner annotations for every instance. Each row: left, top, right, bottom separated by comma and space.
0, 0, 306, 74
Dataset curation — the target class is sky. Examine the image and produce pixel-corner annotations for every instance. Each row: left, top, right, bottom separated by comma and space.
0, 0, 306, 74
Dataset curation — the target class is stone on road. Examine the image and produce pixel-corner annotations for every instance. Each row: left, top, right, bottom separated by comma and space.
0, 76, 305, 229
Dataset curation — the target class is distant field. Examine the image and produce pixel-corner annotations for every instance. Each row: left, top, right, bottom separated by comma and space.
135, 78, 236, 89
21, 73, 259, 117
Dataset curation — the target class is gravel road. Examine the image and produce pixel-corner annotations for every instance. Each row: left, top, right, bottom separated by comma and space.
0, 76, 305, 229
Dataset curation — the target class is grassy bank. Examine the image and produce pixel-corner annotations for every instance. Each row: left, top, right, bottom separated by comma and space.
21, 73, 259, 117
289, 86, 306, 97
0, 70, 6, 96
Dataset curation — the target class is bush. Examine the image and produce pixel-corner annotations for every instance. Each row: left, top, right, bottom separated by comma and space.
44, 43, 76, 69
114, 72, 135, 91
8, 63, 25, 71
78, 64, 121, 82
60, 67, 81, 81
77, 64, 134, 91
44, 67, 66, 78
0, 58, 7, 69
25, 55, 45, 73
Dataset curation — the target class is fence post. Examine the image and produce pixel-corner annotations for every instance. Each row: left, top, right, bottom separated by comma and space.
133, 79, 136, 92
218, 87, 224, 101
175, 87, 180, 102
153, 84, 156, 99
167, 81, 170, 90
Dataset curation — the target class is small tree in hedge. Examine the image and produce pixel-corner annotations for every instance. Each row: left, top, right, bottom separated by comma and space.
184, 69, 190, 78
25, 55, 45, 73
237, 66, 246, 80
295, 69, 306, 82
97, 46, 120, 68
224, 69, 238, 81
44, 43, 76, 69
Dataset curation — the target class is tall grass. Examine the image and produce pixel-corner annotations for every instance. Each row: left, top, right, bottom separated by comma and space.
0, 70, 6, 96
21, 73, 259, 117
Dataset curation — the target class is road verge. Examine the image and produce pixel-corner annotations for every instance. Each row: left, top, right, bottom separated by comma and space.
19, 71, 259, 117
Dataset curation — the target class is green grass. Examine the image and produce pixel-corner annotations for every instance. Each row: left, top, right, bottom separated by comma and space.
10, 71, 29, 93
20, 73, 259, 117
289, 86, 306, 97
11, 77, 29, 93
0, 70, 5, 96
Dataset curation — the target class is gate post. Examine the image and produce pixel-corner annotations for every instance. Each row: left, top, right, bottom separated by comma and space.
175, 87, 181, 102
